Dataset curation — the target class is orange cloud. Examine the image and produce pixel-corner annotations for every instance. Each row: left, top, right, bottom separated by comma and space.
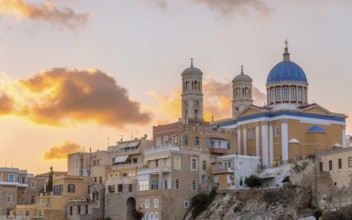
0, 92, 13, 114
0, 0, 90, 28
43, 141, 81, 160
147, 78, 266, 122
0, 68, 152, 128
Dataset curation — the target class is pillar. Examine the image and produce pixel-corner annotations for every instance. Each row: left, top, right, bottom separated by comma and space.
256, 123, 260, 157
243, 127, 247, 155
237, 127, 241, 154
261, 121, 269, 168
269, 122, 274, 167
281, 119, 288, 163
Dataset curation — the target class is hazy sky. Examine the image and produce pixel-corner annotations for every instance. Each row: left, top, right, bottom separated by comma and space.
0, 0, 351, 174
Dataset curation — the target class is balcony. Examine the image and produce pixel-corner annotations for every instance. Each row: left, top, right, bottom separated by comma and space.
114, 148, 141, 155
209, 147, 229, 154
144, 145, 180, 154
138, 166, 171, 175
211, 166, 234, 175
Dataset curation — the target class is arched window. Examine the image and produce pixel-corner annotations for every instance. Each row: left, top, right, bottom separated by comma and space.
297, 87, 302, 102
150, 212, 154, 220
155, 212, 159, 220
145, 213, 149, 220
302, 88, 306, 103
145, 199, 149, 208
154, 199, 159, 208
270, 88, 275, 103
276, 87, 281, 101
283, 87, 289, 101
290, 87, 296, 101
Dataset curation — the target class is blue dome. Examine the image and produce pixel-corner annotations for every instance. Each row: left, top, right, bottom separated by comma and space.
267, 60, 308, 85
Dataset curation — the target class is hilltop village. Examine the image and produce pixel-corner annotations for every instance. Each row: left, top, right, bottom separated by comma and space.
1, 44, 352, 220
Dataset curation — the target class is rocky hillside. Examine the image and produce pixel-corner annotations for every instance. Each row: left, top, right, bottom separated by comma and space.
184, 159, 351, 220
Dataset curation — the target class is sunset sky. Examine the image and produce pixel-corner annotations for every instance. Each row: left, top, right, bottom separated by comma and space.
0, 0, 352, 174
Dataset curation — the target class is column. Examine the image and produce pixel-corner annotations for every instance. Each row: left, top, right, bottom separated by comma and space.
269, 122, 274, 167
243, 127, 247, 155
281, 119, 288, 163
342, 125, 347, 148
255, 123, 260, 157
261, 121, 269, 168
237, 127, 241, 154
159, 172, 163, 189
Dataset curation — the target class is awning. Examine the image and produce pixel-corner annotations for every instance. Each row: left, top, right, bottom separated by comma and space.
113, 155, 129, 164
117, 141, 140, 149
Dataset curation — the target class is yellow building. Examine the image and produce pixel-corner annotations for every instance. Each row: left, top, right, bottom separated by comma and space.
213, 43, 347, 168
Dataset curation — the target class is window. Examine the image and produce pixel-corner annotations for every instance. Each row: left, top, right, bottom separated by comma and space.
338, 158, 342, 169
349, 157, 352, 167
108, 185, 115, 193
202, 160, 206, 170
283, 87, 289, 101
154, 199, 159, 208
192, 180, 196, 190
53, 184, 64, 195
163, 136, 169, 145
297, 87, 302, 101
85, 205, 89, 214
270, 88, 275, 103
31, 180, 36, 188
276, 87, 281, 101
175, 179, 180, 189
118, 184, 123, 192
94, 177, 97, 183
290, 87, 296, 101
183, 135, 188, 146
155, 159, 159, 167
99, 176, 103, 184
247, 128, 254, 139
129, 184, 133, 192
68, 184, 75, 193
25, 211, 30, 216
69, 207, 73, 216
195, 137, 200, 147
78, 205, 81, 214
139, 180, 149, 191
164, 179, 168, 189
172, 135, 178, 144
184, 201, 189, 208
145, 199, 150, 208
145, 213, 149, 220
319, 162, 323, 172
275, 126, 280, 136
151, 181, 158, 190
6, 193, 12, 203
302, 88, 306, 102
31, 196, 35, 204
174, 156, 181, 170
191, 158, 197, 171
329, 160, 332, 171
150, 212, 154, 220
156, 137, 162, 146
8, 174, 15, 182
155, 212, 159, 220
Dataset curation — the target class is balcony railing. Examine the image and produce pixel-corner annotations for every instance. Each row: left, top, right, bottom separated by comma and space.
144, 145, 180, 154
209, 147, 229, 154
138, 166, 171, 175
114, 148, 141, 155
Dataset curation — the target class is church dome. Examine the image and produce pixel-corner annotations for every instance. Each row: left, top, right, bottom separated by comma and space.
182, 59, 203, 76
233, 66, 252, 82
266, 44, 308, 85
267, 61, 308, 84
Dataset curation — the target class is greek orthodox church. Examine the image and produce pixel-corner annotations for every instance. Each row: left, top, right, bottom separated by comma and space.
180, 42, 347, 168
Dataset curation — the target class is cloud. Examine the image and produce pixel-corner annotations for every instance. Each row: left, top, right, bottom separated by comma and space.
0, 0, 90, 29
43, 141, 81, 160
0, 67, 152, 127
0, 92, 13, 114
193, 0, 272, 15
142, 0, 271, 15
146, 78, 266, 122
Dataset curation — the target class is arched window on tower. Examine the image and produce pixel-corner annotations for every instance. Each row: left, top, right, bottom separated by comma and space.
297, 87, 302, 102
245, 87, 248, 95
270, 88, 275, 103
194, 81, 198, 91
283, 87, 289, 101
302, 88, 306, 103
276, 87, 281, 101
290, 87, 296, 101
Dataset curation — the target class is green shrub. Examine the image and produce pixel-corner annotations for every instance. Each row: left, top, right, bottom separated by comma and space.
190, 189, 217, 219
244, 175, 262, 188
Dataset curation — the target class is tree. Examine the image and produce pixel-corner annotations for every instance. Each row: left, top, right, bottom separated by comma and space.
244, 175, 262, 188
46, 166, 54, 192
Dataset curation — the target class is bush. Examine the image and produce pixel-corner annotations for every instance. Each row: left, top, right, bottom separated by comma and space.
244, 175, 262, 188
190, 189, 217, 219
